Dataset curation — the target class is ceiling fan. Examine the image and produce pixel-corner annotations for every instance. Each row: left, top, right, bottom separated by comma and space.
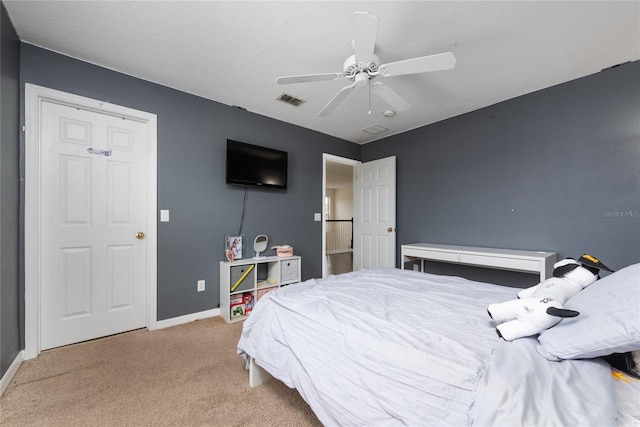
276, 11, 457, 117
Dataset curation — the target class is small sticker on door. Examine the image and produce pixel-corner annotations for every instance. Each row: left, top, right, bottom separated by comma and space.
87, 148, 112, 156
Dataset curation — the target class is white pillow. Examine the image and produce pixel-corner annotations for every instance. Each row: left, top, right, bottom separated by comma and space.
537, 263, 640, 361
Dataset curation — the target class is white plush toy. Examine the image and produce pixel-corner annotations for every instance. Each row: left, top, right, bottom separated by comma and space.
487, 254, 613, 341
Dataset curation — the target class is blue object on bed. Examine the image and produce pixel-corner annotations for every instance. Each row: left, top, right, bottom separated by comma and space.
237, 268, 624, 426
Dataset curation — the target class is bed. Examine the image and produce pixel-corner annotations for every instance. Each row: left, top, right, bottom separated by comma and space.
237, 264, 640, 426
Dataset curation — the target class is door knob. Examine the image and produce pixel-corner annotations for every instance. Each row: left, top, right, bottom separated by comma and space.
135, 232, 145, 240
387, 227, 396, 233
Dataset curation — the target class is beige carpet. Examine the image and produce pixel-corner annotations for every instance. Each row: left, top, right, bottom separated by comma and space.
0, 317, 321, 426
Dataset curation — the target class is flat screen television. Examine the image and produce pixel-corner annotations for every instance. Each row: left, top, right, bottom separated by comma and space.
226, 139, 288, 189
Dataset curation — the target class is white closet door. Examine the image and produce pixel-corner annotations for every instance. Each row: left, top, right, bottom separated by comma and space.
40, 100, 149, 350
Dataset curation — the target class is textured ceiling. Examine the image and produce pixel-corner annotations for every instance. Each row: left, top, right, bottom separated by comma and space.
5, 1, 640, 144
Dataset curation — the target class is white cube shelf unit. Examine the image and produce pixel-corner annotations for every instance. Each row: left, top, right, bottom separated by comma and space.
220, 256, 301, 323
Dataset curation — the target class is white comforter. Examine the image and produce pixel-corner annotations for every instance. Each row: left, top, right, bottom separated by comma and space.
238, 268, 618, 426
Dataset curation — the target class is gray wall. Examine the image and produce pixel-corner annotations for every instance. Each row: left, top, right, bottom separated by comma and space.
0, 2, 21, 378
363, 60, 640, 283
19, 44, 360, 321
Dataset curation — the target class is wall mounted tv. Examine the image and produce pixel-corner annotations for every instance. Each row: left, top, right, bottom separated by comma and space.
226, 139, 288, 189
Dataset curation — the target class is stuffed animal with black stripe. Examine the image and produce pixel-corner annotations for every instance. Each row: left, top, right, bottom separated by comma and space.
487, 254, 613, 341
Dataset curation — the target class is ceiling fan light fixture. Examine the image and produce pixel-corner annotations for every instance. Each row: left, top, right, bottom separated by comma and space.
355, 73, 369, 86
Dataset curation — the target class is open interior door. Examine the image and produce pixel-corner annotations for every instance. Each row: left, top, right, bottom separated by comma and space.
353, 156, 396, 270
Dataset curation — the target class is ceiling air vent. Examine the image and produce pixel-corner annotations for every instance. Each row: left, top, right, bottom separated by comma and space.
276, 93, 306, 106
362, 124, 389, 135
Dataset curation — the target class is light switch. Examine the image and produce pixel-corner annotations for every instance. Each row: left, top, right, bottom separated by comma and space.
314, 213, 322, 221
160, 210, 170, 222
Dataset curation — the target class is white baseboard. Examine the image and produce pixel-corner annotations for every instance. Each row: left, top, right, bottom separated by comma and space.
156, 308, 220, 330
1, 350, 24, 398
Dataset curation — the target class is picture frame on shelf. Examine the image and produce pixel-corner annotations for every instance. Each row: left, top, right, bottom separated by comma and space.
225, 235, 244, 261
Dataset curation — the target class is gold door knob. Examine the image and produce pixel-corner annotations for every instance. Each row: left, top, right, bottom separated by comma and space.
135, 232, 145, 240
387, 227, 396, 233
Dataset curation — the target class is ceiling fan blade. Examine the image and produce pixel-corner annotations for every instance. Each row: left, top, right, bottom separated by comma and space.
354, 11, 379, 64
379, 52, 457, 77
276, 73, 343, 85
371, 82, 411, 111
318, 83, 356, 117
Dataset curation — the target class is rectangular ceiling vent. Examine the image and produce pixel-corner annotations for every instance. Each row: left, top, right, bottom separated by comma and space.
276, 93, 306, 106
362, 124, 389, 135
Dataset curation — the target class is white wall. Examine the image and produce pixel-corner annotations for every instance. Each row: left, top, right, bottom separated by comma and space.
333, 187, 353, 219
325, 188, 336, 218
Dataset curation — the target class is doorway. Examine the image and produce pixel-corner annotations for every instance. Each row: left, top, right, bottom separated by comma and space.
322, 154, 358, 277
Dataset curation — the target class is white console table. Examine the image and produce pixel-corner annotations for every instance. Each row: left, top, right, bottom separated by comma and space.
401, 243, 556, 281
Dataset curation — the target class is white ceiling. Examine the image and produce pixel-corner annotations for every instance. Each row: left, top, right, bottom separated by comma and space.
5, 1, 639, 144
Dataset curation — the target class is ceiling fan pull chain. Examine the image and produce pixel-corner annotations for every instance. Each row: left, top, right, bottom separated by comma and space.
368, 81, 372, 115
